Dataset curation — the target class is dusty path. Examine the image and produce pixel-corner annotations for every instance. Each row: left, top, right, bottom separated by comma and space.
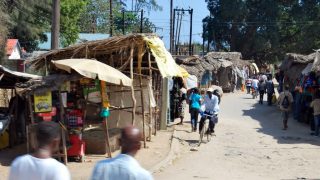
154, 92, 320, 180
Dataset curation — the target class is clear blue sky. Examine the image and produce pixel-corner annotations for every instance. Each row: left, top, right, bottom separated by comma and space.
126, 0, 209, 48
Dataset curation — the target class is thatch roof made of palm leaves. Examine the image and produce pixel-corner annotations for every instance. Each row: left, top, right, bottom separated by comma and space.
29, 34, 161, 75
280, 53, 316, 71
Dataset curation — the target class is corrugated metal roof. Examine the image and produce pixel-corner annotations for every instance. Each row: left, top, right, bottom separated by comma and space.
38, 33, 110, 50
6, 39, 18, 56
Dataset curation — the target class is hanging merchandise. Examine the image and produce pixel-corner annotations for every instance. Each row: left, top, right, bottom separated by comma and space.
61, 92, 67, 107
61, 81, 71, 92
34, 91, 52, 113
83, 79, 102, 103
100, 81, 110, 108
100, 81, 110, 118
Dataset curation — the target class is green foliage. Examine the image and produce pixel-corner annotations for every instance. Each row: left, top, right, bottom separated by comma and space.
60, 0, 87, 47
203, 0, 320, 63
6, 0, 51, 51
79, 0, 160, 35
0, 2, 11, 60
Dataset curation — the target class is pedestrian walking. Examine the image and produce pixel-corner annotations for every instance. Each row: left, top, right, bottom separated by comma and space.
245, 77, 253, 94
91, 126, 153, 180
189, 88, 202, 132
9, 121, 70, 180
178, 87, 187, 125
266, 77, 275, 106
310, 90, 320, 136
258, 79, 267, 104
277, 85, 294, 130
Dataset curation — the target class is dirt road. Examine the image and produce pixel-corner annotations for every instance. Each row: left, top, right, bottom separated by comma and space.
154, 92, 320, 180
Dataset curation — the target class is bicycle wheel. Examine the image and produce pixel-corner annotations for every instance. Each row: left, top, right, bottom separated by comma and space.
205, 121, 211, 142
199, 125, 205, 146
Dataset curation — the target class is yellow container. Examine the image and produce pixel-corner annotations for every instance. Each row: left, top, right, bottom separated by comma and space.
0, 131, 9, 150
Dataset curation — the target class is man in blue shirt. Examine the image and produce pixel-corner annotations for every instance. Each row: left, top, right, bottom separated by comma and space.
199, 88, 220, 134
189, 88, 202, 132
91, 126, 153, 180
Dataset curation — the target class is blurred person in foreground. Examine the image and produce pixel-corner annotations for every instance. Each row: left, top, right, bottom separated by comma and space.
91, 126, 153, 180
9, 121, 70, 180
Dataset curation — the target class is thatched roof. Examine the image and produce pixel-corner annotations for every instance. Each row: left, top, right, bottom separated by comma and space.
205, 52, 242, 61
174, 55, 206, 79
280, 53, 316, 71
29, 34, 170, 76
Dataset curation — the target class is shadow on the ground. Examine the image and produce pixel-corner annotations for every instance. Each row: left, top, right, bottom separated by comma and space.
0, 144, 26, 166
242, 100, 320, 146
173, 135, 199, 148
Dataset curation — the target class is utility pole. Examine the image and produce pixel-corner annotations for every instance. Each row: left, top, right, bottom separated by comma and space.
202, 25, 205, 56
189, 8, 193, 56
51, 0, 60, 50
173, 8, 193, 55
140, 9, 143, 33
122, 10, 125, 35
109, 0, 113, 36
169, 0, 173, 53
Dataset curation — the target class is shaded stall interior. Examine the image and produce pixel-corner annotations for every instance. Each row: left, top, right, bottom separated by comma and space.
0, 65, 41, 150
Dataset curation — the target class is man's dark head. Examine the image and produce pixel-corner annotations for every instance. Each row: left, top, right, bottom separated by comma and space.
284, 85, 290, 91
193, 88, 199, 94
120, 126, 142, 156
36, 121, 61, 150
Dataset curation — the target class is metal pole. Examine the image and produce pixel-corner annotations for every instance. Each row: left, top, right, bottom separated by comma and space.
172, 8, 176, 54
140, 10, 143, 33
174, 12, 180, 53
109, 0, 113, 36
122, 10, 125, 35
202, 25, 205, 56
177, 12, 183, 55
189, 8, 193, 56
169, 0, 173, 53
51, 0, 60, 50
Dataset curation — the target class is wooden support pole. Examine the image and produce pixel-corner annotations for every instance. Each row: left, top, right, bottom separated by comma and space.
58, 90, 68, 164
100, 81, 112, 158
138, 46, 146, 148
130, 47, 137, 125
27, 95, 35, 124
147, 52, 153, 140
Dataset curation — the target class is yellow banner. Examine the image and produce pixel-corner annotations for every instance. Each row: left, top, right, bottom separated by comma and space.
34, 91, 52, 113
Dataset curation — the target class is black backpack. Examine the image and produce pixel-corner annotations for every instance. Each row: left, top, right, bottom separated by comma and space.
282, 95, 290, 109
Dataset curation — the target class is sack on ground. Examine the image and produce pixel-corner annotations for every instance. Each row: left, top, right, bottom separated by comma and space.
272, 94, 277, 104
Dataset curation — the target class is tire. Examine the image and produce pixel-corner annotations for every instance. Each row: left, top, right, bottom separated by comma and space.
204, 121, 211, 142
199, 124, 205, 146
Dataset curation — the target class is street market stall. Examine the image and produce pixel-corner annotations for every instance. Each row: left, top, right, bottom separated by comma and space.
29, 34, 182, 146
16, 58, 133, 163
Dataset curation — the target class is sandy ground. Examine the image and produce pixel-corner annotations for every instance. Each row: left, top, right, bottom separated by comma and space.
0, 129, 173, 180
154, 92, 320, 180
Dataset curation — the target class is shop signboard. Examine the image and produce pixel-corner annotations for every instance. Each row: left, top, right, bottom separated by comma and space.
34, 91, 52, 113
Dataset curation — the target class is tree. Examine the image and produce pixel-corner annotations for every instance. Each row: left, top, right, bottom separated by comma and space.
203, 0, 320, 63
0, 2, 11, 60
60, 0, 87, 47
79, 0, 161, 35
6, 0, 51, 51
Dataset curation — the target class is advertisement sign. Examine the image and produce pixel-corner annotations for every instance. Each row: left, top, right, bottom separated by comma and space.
34, 91, 52, 113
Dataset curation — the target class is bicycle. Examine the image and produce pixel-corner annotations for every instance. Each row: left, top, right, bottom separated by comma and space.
199, 112, 216, 146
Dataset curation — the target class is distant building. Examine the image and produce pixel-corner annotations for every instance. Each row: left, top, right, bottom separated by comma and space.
5, 39, 25, 72
38, 33, 110, 50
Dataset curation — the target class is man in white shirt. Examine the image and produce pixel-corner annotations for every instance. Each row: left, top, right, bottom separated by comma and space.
91, 126, 153, 180
199, 88, 220, 134
9, 121, 70, 180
